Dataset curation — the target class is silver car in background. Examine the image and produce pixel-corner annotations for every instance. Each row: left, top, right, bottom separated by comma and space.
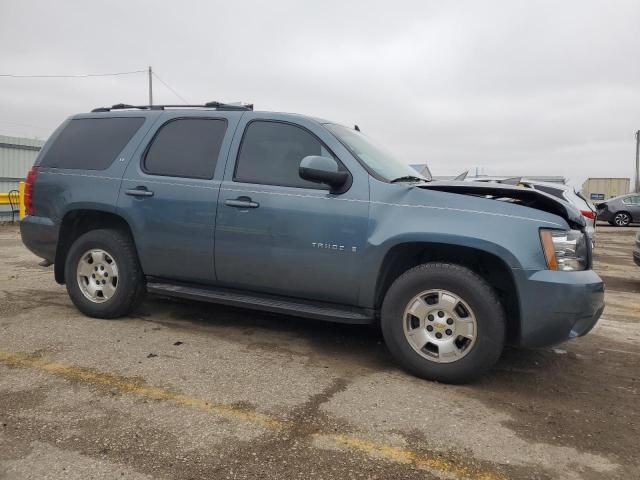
465, 177, 597, 238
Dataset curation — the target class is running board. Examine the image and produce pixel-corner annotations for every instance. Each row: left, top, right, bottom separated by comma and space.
146, 281, 375, 324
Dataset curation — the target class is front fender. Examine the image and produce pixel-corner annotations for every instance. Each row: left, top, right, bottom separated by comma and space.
357, 180, 557, 307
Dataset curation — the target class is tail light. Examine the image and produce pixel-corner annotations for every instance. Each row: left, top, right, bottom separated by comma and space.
580, 209, 596, 220
24, 166, 38, 216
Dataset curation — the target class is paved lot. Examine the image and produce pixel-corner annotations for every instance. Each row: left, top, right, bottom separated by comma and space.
0, 224, 638, 480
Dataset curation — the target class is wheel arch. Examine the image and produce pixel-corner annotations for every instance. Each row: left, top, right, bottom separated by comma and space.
54, 209, 137, 284
373, 241, 521, 345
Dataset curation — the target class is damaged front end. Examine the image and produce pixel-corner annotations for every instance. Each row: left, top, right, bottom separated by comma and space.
418, 181, 586, 230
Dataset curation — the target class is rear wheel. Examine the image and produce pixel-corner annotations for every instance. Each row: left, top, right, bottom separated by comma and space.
65, 229, 145, 318
381, 263, 505, 384
613, 212, 631, 227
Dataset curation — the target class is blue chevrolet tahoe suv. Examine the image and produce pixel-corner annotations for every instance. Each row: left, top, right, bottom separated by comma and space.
20, 102, 605, 383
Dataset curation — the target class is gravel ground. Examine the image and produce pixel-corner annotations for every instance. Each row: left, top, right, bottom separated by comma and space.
0, 224, 638, 480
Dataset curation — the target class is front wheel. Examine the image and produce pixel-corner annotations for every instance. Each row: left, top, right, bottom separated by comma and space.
613, 212, 631, 227
65, 229, 146, 318
381, 263, 505, 384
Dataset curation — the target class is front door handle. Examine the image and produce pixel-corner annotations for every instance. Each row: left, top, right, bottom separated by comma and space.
125, 187, 154, 197
225, 196, 259, 209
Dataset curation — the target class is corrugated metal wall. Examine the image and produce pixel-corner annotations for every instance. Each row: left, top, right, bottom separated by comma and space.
581, 177, 631, 203
0, 135, 45, 220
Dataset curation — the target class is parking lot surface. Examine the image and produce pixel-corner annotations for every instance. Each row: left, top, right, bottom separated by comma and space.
0, 224, 638, 480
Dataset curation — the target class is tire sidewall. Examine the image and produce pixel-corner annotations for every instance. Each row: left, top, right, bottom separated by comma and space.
65, 229, 141, 318
381, 264, 505, 383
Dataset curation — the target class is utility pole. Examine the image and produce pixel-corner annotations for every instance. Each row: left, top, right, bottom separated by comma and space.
148, 66, 153, 106
635, 130, 640, 193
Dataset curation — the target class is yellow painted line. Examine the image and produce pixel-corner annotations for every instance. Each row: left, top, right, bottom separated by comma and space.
0, 351, 506, 480
0, 351, 283, 429
317, 434, 507, 480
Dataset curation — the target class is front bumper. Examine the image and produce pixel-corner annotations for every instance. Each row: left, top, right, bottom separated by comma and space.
515, 269, 604, 348
20, 215, 58, 263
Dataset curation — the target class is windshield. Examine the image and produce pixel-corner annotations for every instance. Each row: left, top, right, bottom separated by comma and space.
325, 124, 431, 182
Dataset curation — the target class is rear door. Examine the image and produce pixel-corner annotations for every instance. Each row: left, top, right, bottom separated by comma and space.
214, 113, 370, 306
118, 111, 242, 283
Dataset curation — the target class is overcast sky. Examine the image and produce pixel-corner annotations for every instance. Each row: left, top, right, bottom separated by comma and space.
1, 0, 639, 188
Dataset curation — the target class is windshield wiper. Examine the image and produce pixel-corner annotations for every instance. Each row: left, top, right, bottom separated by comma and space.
390, 175, 428, 183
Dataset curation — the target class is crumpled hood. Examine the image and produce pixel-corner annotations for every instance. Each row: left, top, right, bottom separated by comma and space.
417, 181, 586, 229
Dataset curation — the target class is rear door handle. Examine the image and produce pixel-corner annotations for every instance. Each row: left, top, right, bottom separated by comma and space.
225, 196, 259, 209
125, 187, 154, 197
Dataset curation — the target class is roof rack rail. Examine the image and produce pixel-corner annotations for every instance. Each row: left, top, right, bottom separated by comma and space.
90, 101, 253, 113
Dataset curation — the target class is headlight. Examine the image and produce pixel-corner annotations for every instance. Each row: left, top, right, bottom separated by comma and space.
540, 229, 588, 271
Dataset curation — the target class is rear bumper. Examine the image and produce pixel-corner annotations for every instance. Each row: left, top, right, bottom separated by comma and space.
595, 209, 612, 222
20, 215, 58, 263
515, 269, 605, 348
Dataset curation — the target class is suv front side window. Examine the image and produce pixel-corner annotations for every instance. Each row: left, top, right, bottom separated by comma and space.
234, 121, 337, 189
325, 123, 431, 182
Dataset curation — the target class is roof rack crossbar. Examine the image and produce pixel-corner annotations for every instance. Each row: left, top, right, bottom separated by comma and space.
90, 101, 253, 113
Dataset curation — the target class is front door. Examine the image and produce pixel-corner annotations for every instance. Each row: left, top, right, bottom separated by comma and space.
625, 195, 640, 222
215, 114, 369, 306
118, 111, 242, 284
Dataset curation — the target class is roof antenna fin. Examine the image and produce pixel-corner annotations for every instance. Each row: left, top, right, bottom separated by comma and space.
354, 124, 361, 132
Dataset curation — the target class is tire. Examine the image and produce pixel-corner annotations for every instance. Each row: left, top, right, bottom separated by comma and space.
65, 229, 146, 318
381, 262, 505, 384
613, 212, 631, 227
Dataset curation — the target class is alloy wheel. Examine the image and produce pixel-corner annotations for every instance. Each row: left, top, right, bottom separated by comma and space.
76, 248, 119, 303
403, 289, 477, 363
614, 213, 631, 226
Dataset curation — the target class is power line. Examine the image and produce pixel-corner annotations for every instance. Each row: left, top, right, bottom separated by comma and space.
0, 70, 146, 78
0, 66, 191, 106
152, 71, 189, 104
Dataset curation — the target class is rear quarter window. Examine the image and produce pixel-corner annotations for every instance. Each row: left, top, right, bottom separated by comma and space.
40, 117, 145, 170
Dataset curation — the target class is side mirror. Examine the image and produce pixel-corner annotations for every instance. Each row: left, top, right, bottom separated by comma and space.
299, 156, 350, 192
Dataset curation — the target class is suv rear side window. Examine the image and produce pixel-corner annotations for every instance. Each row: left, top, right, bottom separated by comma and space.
40, 117, 144, 170
234, 121, 335, 189
144, 118, 227, 179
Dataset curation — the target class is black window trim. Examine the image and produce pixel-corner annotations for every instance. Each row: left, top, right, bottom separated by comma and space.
232, 119, 352, 191
141, 116, 229, 180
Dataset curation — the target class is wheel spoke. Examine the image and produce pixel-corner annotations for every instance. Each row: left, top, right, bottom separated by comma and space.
456, 317, 475, 339
77, 260, 93, 278
438, 292, 458, 312
407, 297, 429, 321
406, 327, 429, 351
438, 339, 460, 359
84, 280, 98, 298
101, 281, 117, 300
